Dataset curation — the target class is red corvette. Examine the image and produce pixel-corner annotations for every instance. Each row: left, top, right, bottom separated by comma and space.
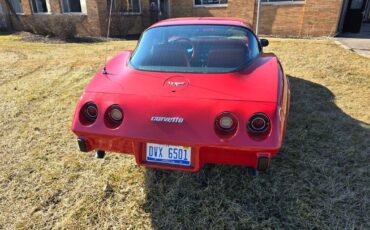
71, 18, 290, 174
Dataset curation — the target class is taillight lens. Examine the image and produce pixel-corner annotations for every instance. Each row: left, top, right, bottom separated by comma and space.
247, 113, 270, 134
79, 102, 98, 125
105, 105, 123, 128
215, 112, 238, 137
86, 104, 98, 119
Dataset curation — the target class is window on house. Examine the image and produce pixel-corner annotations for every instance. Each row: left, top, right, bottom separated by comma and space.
61, 0, 86, 13
108, 0, 141, 14
9, 0, 23, 14
30, 0, 49, 13
261, 0, 304, 3
194, 0, 228, 6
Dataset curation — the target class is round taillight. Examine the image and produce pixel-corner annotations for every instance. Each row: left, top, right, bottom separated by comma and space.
251, 117, 266, 131
215, 112, 238, 136
219, 116, 234, 129
105, 105, 123, 128
247, 113, 270, 134
109, 107, 123, 122
86, 105, 98, 119
79, 102, 98, 125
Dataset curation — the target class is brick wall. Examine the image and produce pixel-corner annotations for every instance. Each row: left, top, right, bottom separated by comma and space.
171, 0, 256, 25
259, 0, 344, 37
2, 0, 344, 37
259, 4, 305, 36
300, 0, 343, 37
5, 0, 103, 36
168, 0, 343, 37
98, 0, 146, 37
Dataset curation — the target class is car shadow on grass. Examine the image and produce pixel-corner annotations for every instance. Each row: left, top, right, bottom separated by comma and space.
143, 76, 370, 229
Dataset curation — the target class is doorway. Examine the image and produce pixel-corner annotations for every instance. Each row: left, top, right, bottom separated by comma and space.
158, 0, 170, 20
341, 0, 370, 33
149, 0, 170, 24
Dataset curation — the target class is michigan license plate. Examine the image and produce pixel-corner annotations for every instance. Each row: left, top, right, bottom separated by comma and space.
146, 143, 191, 166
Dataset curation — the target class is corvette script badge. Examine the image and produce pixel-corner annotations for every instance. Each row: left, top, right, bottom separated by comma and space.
151, 116, 184, 123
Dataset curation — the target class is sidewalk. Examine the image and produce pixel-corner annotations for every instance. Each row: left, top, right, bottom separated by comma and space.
335, 23, 370, 58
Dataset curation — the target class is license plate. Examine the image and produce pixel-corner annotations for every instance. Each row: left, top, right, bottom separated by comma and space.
146, 143, 191, 166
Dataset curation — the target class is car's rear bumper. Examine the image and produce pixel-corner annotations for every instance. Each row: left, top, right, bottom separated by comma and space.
76, 134, 280, 172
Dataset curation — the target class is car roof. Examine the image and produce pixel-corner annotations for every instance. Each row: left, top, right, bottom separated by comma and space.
149, 17, 253, 30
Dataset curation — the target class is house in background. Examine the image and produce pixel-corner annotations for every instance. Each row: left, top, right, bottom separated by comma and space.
0, 0, 369, 37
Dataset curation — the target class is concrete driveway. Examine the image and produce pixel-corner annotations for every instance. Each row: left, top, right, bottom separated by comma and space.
336, 23, 370, 58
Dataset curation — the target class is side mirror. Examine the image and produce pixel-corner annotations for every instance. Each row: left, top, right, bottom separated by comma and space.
260, 39, 269, 47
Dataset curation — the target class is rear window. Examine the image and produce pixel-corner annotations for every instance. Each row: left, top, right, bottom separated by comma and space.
130, 25, 260, 73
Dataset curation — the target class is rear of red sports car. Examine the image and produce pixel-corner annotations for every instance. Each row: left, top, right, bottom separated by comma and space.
71, 18, 290, 173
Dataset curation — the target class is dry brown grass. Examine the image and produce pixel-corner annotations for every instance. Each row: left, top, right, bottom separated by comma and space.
0, 35, 369, 229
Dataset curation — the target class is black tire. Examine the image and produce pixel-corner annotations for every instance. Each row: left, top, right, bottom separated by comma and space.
95, 150, 106, 159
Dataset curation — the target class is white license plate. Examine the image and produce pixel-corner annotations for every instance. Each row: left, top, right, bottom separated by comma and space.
146, 143, 191, 166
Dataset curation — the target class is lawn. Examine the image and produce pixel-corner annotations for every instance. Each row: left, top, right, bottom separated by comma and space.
0, 35, 369, 229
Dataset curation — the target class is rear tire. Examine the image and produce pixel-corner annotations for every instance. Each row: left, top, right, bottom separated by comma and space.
95, 150, 106, 159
